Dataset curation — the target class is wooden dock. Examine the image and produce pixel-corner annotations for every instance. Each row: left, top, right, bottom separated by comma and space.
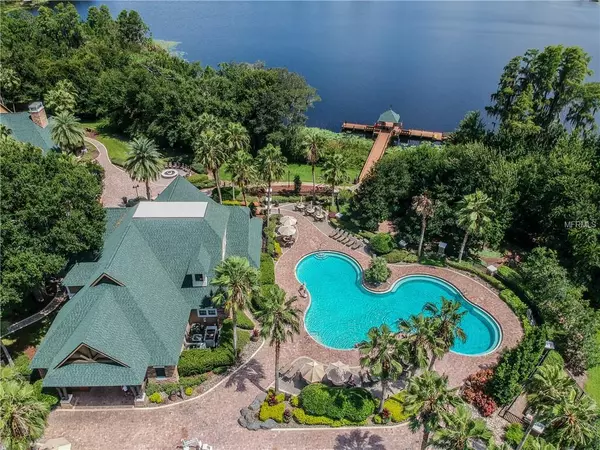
342, 120, 448, 182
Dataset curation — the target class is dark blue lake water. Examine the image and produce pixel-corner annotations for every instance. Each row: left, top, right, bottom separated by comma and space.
72, 1, 600, 131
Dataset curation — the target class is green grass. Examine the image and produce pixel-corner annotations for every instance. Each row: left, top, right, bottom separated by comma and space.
584, 331, 600, 403
82, 120, 130, 167
220, 163, 359, 185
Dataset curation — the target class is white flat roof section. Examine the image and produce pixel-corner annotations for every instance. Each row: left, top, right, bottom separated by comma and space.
133, 202, 208, 218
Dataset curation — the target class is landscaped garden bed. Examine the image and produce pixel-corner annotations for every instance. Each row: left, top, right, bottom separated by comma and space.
238, 384, 410, 430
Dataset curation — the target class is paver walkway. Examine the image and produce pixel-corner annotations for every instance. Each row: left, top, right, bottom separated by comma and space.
43, 207, 522, 449
86, 137, 175, 207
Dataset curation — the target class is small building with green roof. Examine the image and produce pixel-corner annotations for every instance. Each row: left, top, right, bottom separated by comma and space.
30, 176, 262, 401
377, 108, 401, 129
0, 102, 56, 153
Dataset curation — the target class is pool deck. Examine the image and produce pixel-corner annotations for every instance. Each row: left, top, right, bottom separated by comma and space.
275, 207, 523, 387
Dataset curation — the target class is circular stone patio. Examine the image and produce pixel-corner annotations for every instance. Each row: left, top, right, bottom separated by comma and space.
274, 206, 523, 387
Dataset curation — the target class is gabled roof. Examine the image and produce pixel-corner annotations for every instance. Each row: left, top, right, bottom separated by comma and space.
378, 109, 400, 124
0, 113, 55, 152
32, 177, 262, 387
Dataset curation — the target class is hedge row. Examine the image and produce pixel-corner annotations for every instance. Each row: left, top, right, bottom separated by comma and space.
384, 249, 418, 264
293, 408, 367, 427
446, 260, 506, 290
260, 253, 275, 285
299, 383, 376, 422
145, 374, 207, 396
178, 321, 250, 377
236, 310, 255, 330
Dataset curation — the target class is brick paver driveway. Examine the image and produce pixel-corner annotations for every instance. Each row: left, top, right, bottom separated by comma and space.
43, 206, 521, 449
87, 137, 175, 207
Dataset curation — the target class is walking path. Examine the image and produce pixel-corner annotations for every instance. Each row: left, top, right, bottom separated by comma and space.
1, 294, 66, 338
42, 207, 521, 449
86, 138, 175, 207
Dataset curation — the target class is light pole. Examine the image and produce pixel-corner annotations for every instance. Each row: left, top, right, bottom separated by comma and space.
133, 184, 140, 198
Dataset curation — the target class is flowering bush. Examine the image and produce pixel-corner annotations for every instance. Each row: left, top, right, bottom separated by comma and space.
462, 369, 498, 417
283, 409, 292, 423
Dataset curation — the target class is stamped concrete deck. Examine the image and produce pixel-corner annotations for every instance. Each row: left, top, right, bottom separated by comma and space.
42, 207, 521, 449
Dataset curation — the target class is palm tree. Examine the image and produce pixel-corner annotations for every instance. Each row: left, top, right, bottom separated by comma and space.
302, 128, 325, 203
404, 370, 463, 450
212, 257, 260, 359
516, 363, 573, 450
0, 124, 12, 140
254, 285, 301, 394
226, 150, 257, 206
430, 404, 492, 450
50, 111, 84, 154
194, 128, 226, 203
357, 324, 405, 413
543, 389, 599, 449
321, 152, 349, 212
412, 193, 435, 257
223, 123, 250, 199
256, 144, 287, 222
456, 190, 494, 262
398, 314, 446, 372
0, 380, 50, 450
124, 136, 164, 200
424, 297, 467, 362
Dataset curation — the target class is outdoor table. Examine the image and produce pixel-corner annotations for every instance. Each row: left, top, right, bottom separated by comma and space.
295, 203, 305, 211
305, 206, 315, 215
191, 334, 203, 342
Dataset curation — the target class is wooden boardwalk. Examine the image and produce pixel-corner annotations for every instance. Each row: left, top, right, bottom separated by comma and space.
358, 129, 392, 181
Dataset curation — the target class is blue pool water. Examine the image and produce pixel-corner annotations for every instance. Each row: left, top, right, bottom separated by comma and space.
296, 252, 501, 355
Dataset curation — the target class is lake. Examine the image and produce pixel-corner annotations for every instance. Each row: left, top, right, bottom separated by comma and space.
71, 1, 600, 132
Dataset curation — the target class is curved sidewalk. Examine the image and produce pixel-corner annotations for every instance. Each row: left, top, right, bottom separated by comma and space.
86, 137, 175, 207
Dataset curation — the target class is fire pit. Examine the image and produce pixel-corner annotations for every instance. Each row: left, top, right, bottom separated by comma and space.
161, 168, 178, 179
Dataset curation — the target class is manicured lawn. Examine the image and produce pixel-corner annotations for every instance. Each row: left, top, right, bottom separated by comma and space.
82, 119, 130, 167
584, 331, 600, 403
220, 163, 359, 185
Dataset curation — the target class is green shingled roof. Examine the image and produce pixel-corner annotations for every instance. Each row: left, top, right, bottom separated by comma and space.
0, 112, 55, 152
32, 177, 262, 387
377, 109, 400, 124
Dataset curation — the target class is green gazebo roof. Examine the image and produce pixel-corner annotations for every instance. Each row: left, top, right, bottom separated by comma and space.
378, 109, 400, 124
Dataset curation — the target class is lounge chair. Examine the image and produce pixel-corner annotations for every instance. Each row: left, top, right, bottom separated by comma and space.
345, 238, 356, 247
329, 229, 342, 238
340, 234, 353, 244
336, 231, 348, 242
351, 240, 362, 250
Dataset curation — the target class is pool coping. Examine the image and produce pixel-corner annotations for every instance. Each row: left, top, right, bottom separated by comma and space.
294, 250, 503, 357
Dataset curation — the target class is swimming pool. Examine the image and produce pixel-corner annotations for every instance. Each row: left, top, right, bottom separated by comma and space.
296, 252, 502, 355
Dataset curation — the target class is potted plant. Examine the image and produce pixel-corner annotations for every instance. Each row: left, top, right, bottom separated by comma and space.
251, 328, 260, 342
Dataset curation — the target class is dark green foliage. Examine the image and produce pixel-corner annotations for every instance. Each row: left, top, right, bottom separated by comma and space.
293, 175, 302, 194
260, 253, 276, 285
32, 380, 59, 409
299, 383, 376, 422
364, 257, 391, 284
504, 423, 525, 447
446, 260, 506, 290
369, 233, 395, 255
0, 139, 105, 318
488, 326, 547, 405
177, 320, 249, 376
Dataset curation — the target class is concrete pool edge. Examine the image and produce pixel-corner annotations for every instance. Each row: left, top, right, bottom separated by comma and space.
294, 250, 503, 357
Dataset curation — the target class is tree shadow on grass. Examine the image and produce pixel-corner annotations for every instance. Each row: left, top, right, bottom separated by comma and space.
334, 430, 386, 450
224, 358, 266, 393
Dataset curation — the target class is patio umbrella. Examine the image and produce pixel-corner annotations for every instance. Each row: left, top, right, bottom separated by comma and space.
280, 216, 297, 226
277, 225, 297, 236
299, 361, 325, 383
326, 361, 351, 386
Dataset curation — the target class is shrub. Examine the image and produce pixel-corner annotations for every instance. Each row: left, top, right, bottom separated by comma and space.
187, 174, 214, 189
236, 310, 254, 330
145, 382, 162, 396
149, 392, 163, 404
260, 253, 275, 285
497, 265, 530, 299
178, 375, 207, 389
32, 380, 59, 408
358, 230, 376, 240
212, 366, 228, 375
292, 408, 367, 427
384, 249, 418, 264
499, 289, 528, 318
222, 200, 242, 206
14, 354, 32, 378
259, 400, 286, 423
364, 257, 391, 284
488, 326, 547, 405
283, 408, 292, 423
178, 321, 249, 376
373, 414, 383, 424
462, 369, 497, 416
290, 395, 300, 407
293, 175, 302, 194
184, 387, 194, 396
369, 233, 395, 255
161, 383, 180, 396
419, 253, 446, 267
504, 423, 525, 447
299, 383, 376, 422
383, 392, 409, 422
